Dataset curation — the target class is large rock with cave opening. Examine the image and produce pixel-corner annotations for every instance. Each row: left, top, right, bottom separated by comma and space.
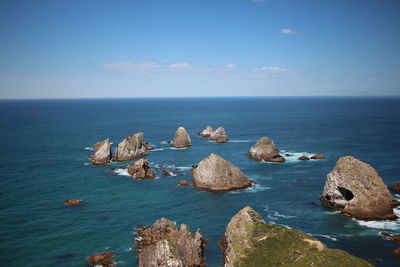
208, 127, 229, 143
128, 159, 155, 179
135, 218, 205, 267
173, 127, 192, 148
89, 138, 112, 165
114, 133, 148, 161
192, 153, 252, 191
321, 156, 396, 220
199, 125, 214, 137
247, 137, 285, 162
223, 206, 373, 267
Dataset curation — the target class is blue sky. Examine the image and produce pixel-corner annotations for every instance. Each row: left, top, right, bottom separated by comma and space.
0, 0, 399, 98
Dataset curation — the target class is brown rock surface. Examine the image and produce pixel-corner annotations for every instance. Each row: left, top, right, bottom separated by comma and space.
90, 138, 112, 165
192, 153, 252, 191
64, 199, 83, 206
299, 156, 310, 160
114, 133, 148, 161
247, 137, 285, 162
208, 127, 229, 142
199, 126, 214, 137
144, 142, 154, 150
178, 180, 189, 186
86, 252, 116, 267
128, 159, 155, 179
136, 218, 205, 267
321, 156, 397, 220
173, 127, 192, 148
391, 182, 400, 194
311, 154, 325, 159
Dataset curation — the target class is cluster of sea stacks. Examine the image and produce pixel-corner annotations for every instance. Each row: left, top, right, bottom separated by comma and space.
82, 126, 400, 266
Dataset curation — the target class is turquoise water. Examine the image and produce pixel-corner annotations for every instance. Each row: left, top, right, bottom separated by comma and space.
0, 97, 399, 266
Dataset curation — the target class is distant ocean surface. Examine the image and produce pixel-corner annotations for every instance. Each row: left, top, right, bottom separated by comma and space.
1, 97, 400, 266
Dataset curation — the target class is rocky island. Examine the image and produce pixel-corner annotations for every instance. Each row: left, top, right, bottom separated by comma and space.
223, 206, 373, 267
114, 132, 148, 161
127, 159, 155, 179
173, 127, 192, 148
89, 138, 112, 165
135, 218, 205, 267
192, 153, 252, 191
321, 156, 397, 220
199, 125, 214, 137
247, 137, 285, 162
207, 126, 229, 143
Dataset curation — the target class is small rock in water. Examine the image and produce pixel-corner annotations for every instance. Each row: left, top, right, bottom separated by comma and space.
390, 247, 400, 259
178, 180, 189, 186
144, 142, 154, 150
311, 154, 325, 160
64, 199, 83, 206
208, 127, 229, 143
128, 159, 155, 179
391, 182, 400, 194
161, 169, 173, 177
298, 156, 310, 160
247, 137, 285, 162
86, 252, 116, 267
173, 127, 192, 148
199, 125, 214, 137
380, 232, 400, 243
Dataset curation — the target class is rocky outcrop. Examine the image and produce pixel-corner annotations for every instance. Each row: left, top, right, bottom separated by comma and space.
178, 180, 189, 186
64, 199, 83, 206
299, 156, 310, 160
247, 137, 285, 162
321, 156, 397, 220
114, 133, 148, 161
192, 153, 252, 191
90, 138, 112, 165
136, 218, 205, 267
173, 127, 192, 148
392, 182, 400, 194
199, 126, 214, 137
161, 169, 173, 177
144, 142, 154, 150
223, 206, 373, 267
208, 127, 229, 142
311, 154, 325, 160
86, 252, 116, 267
380, 232, 400, 243
127, 159, 155, 179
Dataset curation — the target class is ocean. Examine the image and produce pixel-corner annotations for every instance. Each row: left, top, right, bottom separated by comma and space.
0, 97, 399, 266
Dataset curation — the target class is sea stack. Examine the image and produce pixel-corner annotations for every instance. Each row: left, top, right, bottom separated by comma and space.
321, 156, 397, 220
89, 138, 112, 165
247, 137, 285, 162
173, 127, 192, 148
199, 125, 214, 137
114, 132, 148, 161
208, 127, 229, 143
127, 159, 155, 179
223, 206, 373, 267
192, 153, 252, 191
136, 218, 205, 267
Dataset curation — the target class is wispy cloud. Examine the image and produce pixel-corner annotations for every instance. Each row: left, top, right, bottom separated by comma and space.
253, 66, 287, 72
281, 28, 297, 35
170, 63, 190, 68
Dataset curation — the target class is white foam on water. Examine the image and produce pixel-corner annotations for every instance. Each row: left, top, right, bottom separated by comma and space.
309, 233, 338, 241
176, 166, 192, 170
248, 175, 272, 181
151, 148, 165, 152
114, 168, 130, 176
170, 147, 187, 150
281, 151, 316, 163
354, 207, 400, 230
160, 140, 171, 144
229, 183, 270, 194
135, 236, 142, 241
84, 147, 93, 151
229, 140, 253, 143
263, 205, 297, 220
84, 162, 89, 166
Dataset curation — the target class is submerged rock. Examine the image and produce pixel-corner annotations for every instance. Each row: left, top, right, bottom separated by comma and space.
391, 182, 400, 194
223, 206, 373, 267
135, 218, 205, 267
247, 137, 285, 162
390, 247, 400, 259
86, 252, 116, 267
90, 138, 112, 165
64, 199, 83, 206
311, 154, 325, 160
380, 232, 400, 243
173, 127, 192, 148
298, 156, 310, 160
192, 153, 252, 191
199, 126, 214, 137
114, 133, 148, 161
178, 180, 189, 186
144, 142, 154, 150
127, 159, 155, 179
321, 156, 397, 220
161, 169, 173, 177
208, 127, 229, 143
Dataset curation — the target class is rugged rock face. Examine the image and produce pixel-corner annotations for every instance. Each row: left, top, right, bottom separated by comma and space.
192, 153, 252, 191
136, 218, 205, 267
321, 156, 397, 220
173, 127, 192, 148
223, 206, 373, 267
127, 159, 155, 179
90, 138, 112, 165
114, 133, 148, 161
247, 137, 285, 162
144, 142, 154, 150
86, 252, 116, 267
64, 199, 83, 206
208, 127, 229, 142
199, 126, 214, 137
392, 182, 400, 194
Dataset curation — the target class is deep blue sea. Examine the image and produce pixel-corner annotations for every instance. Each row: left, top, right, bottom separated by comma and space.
1, 97, 400, 266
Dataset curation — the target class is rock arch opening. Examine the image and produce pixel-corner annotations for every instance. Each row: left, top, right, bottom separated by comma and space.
337, 186, 354, 201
